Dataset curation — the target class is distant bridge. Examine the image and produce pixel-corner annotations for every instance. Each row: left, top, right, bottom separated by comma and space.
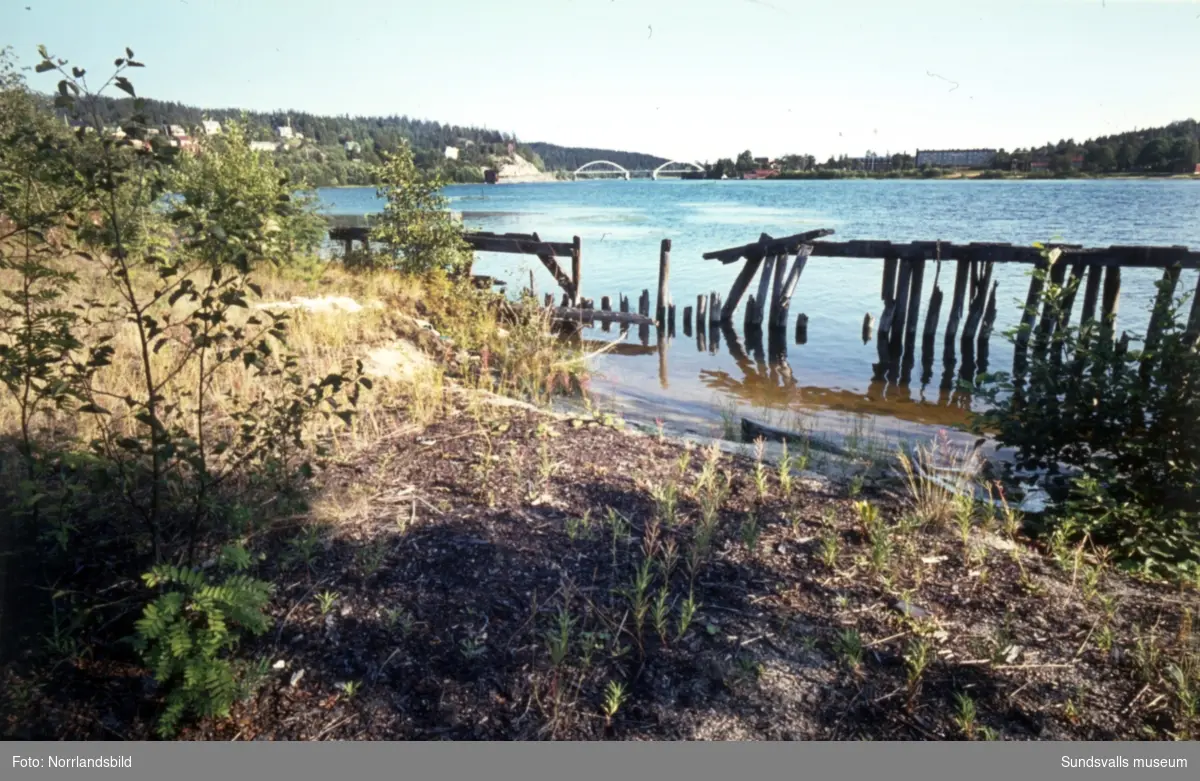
572, 160, 705, 180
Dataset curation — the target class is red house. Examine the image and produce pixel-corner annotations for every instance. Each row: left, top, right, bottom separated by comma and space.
742, 169, 778, 180
1194, 163, 1200, 175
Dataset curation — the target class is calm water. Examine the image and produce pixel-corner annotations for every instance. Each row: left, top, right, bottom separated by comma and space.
318, 180, 1200, 445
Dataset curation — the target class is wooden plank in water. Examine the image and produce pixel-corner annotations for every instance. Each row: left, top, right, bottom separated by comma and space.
796, 240, 1199, 268
741, 418, 851, 458
550, 307, 655, 326
721, 255, 764, 324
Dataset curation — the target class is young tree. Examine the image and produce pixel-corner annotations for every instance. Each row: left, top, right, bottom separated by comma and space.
370, 140, 470, 274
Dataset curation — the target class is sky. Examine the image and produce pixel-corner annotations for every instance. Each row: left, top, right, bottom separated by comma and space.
3, 0, 1199, 162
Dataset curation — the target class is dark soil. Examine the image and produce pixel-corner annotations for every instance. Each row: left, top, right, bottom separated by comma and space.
3, 394, 1198, 741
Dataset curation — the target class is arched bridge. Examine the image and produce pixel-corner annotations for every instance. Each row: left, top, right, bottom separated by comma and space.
572, 159, 706, 180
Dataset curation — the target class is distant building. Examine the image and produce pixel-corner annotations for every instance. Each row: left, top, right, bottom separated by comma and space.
444, 145, 459, 160
915, 148, 996, 169
484, 169, 499, 184
250, 141, 279, 153
164, 124, 187, 139
106, 126, 126, 140
275, 125, 294, 140
742, 169, 778, 180
200, 120, 222, 135
344, 141, 362, 156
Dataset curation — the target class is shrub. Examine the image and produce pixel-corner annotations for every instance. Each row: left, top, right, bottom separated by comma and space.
974, 248, 1200, 578
369, 140, 470, 275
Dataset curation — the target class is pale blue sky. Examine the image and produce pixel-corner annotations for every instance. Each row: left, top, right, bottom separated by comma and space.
3, 0, 1198, 161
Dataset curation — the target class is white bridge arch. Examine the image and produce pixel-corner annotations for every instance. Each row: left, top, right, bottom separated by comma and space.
651, 160, 704, 179
572, 160, 631, 179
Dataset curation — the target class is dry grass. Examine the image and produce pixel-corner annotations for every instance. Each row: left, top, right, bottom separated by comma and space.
896, 431, 982, 528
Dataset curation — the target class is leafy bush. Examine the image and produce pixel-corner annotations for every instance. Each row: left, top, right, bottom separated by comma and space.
974, 249, 1200, 578
369, 140, 470, 274
133, 544, 272, 736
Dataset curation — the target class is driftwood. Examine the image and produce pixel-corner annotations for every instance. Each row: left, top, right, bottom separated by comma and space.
550, 307, 655, 326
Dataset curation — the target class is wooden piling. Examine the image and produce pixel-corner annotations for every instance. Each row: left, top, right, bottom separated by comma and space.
696, 294, 707, 329
881, 255, 898, 303
795, 313, 809, 345
656, 238, 672, 323
744, 294, 759, 331
544, 293, 553, 308
619, 294, 630, 336
600, 296, 612, 332
721, 256, 764, 324
1140, 265, 1183, 383
561, 293, 571, 308
709, 292, 721, 326
683, 305, 693, 337
1033, 256, 1069, 358
750, 254, 776, 327
863, 313, 874, 344
888, 259, 914, 356
771, 245, 812, 329
570, 235, 582, 306
1013, 258, 1048, 368
667, 304, 676, 338
529, 269, 536, 300
905, 259, 927, 345
1186, 272, 1200, 346
979, 281, 999, 342
769, 250, 788, 324
1080, 264, 1103, 328
1099, 265, 1122, 343
638, 290, 650, 317
943, 259, 969, 346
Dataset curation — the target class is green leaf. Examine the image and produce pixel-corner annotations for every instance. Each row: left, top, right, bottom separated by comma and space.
35, 61, 56, 73
126, 47, 135, 58
114, 76, 136, 97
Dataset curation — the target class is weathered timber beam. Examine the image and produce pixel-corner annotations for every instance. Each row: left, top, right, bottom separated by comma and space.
550, 307, 656, 326
464, 232, 576, 257
799, 241, 1200, 268
772, 245, 813, 329
702, 228, 836, 263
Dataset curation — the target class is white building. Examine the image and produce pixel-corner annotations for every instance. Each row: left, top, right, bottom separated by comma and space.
165, 124, 187, 138
275, 125, 294, 140
444, 145, 459, 160
200, 120, 222, 136
250, 141, 279, 153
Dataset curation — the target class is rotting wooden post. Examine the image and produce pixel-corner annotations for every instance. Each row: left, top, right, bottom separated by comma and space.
1013, 257, 1049, 369
943, 258, 969, 346
721, 256, 764, 324
561, 293, 571, 308
769, 250, 788, 324
888, 259, 914, 357
667, 304, 676, 338
1140, 264, 1183, 383
683, 305, 693, 337
696, 294, 707, 330
744, 294, 759, 331
795, 313, 809, 345
1080, 264, 1103, 328
1099, 265, 1122, 343
544, 293, 553, 308
639, 290, 650, 317
882, 255, 898, 303
570, 235, 582, 306
656, 239, 671, 323
1186, 272, 1200, 347
752, 254, 777, 327
905, 258, 926, 346
862, 313, 874, 344
529, 269, 536, 300
979, 281, 999, 342
619, 294, 630, 337
709, 292, 721, 326
1033, 256, 1069, 358
772, 245, 812, 329
600, 296, 612, 333
720, 234, 771, 324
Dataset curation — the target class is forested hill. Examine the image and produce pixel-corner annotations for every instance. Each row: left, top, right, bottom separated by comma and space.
526, 142, 670, 172
48, 95, 667, 185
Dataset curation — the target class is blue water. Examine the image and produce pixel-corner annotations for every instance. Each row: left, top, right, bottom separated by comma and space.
319, 180, 1200, 442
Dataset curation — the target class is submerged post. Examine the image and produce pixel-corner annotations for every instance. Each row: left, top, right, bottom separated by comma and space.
771, 245, 812, 329
656, 239, 672, 324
